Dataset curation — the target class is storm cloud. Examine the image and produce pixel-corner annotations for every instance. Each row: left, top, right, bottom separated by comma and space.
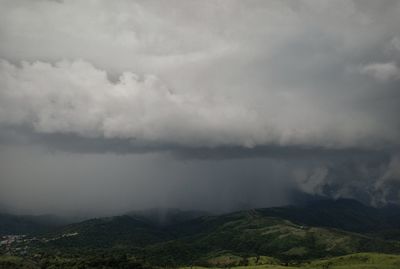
0, 0, 400, 215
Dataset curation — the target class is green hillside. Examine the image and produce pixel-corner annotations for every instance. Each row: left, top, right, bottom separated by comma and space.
42, 215, 171, 248
256, 199, 400, 236
24, 203, 400, 266
2, 199, 400, 267
144, 210, 400, 265
181, 253, 400, 269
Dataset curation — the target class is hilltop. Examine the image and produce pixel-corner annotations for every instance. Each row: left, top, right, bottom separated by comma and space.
2, 199, 400, 267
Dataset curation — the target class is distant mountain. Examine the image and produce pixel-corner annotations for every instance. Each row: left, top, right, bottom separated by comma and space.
45, 215, 171, 248
126, 208, 209, 226
256, 198, 400, 236
0, 208, 204, 237
32, 199, 400, 265
0, 213, 68, 235
39, 208, 207, 249
145, 204, 400, 264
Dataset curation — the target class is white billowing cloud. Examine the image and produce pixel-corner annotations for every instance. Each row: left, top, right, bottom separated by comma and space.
0, 59, 269, 147
360, 62, 400, 81
0, 58, 398, 149
292, 155, 400, 205
0, 0, 400, 149
390, 36, 400, 52
382, 156, 400, 181
373, 155, 400, 205
293, 166, 329, 196
0, 0, 240, 73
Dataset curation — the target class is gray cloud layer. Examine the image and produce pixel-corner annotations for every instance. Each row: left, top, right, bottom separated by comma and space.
0, 0, 400, 214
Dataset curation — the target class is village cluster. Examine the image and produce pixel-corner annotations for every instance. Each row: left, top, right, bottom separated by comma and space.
0, 232, 78, 256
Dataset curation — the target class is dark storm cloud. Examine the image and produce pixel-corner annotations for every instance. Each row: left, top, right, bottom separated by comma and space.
1, 0, 400, 214
2, 124, 398, 211
0, 125, 393, 161
0, 126, 172, 155
173, 145, 392, 161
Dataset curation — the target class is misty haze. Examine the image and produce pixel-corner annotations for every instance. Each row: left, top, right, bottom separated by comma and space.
1, 1, 400, 268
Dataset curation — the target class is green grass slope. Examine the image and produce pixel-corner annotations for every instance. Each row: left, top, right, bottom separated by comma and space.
145, 211, 400, 265
0, 256, 37, 269
43, 215, 171, 249
305, 252, 400, 269
179, 253, 400, 269
4, 253, 400, 269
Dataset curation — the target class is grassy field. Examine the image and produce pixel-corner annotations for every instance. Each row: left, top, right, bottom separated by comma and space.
304, 252, 400, 268
1, 252, 400, 268
0, 255, 38, 269
181, 253, 400, 269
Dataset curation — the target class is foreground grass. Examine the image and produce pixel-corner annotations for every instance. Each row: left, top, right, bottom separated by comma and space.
182, 253, 400, 269
304, 252, 400, 268
1, 252, 400, 268
0, 255, 37, 269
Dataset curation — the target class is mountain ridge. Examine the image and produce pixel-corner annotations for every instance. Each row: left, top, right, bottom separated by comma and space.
9, 198, 397, 266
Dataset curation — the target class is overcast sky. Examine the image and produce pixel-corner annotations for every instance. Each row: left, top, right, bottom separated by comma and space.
0, 0, 400, 216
